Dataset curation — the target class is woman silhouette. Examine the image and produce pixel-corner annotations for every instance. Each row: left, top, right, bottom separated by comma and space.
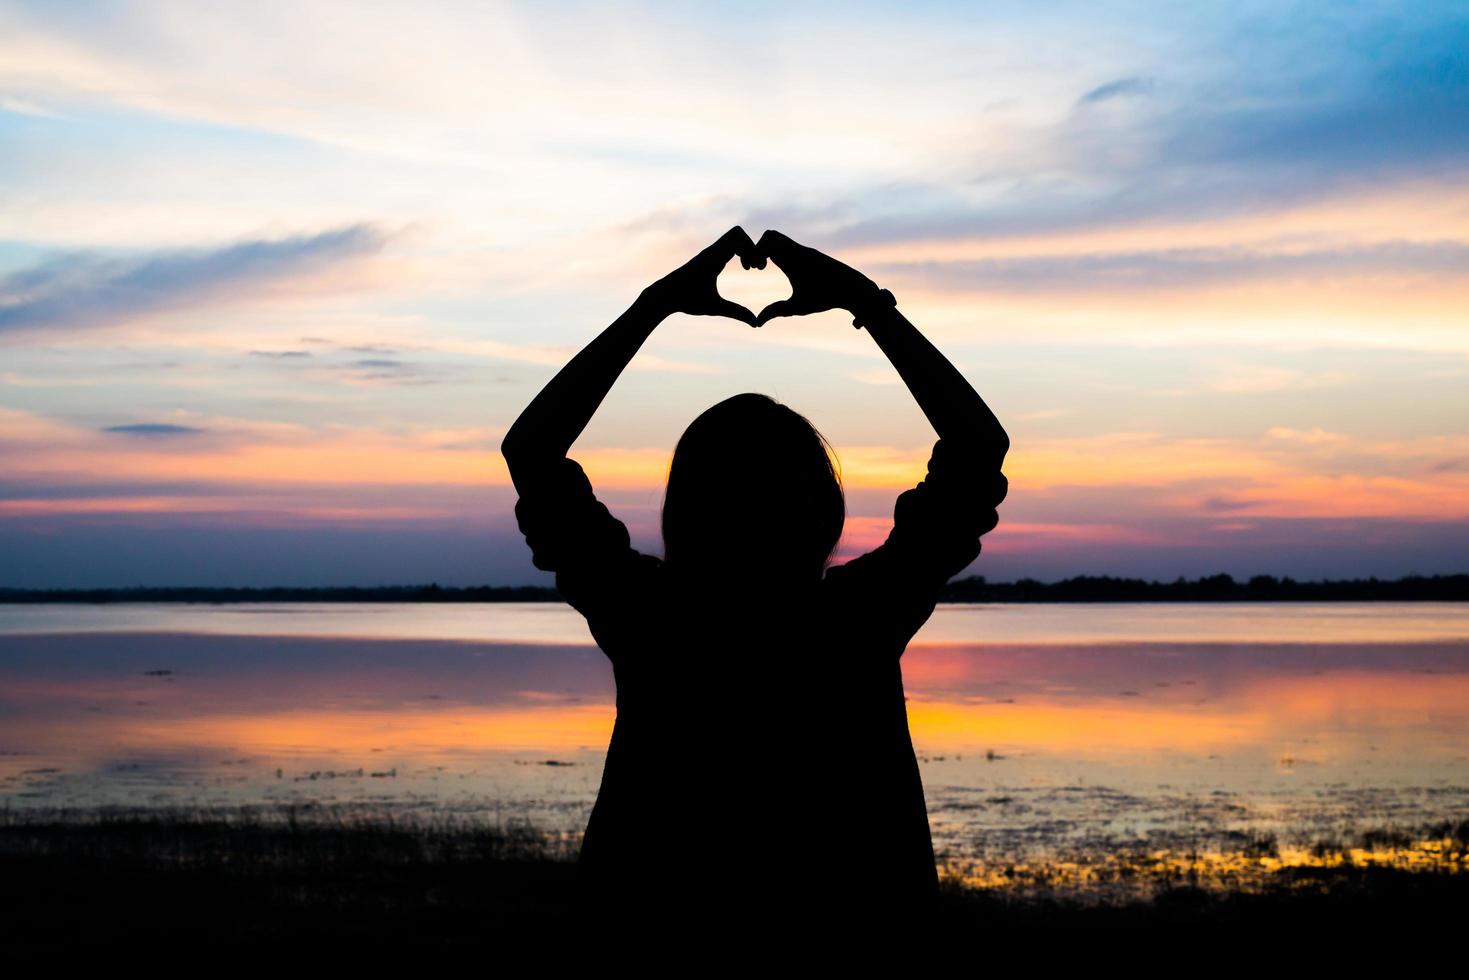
501, 228, 1008, 935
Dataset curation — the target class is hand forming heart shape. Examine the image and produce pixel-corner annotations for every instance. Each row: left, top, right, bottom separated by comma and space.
643, 226, 887, 329
716, 251, 793, 321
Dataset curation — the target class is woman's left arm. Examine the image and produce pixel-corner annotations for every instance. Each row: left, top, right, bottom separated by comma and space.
500, 226, 760, 492
752, 229, 1008, 470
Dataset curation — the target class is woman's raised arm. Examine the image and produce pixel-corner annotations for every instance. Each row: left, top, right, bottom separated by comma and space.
500, 227, 760, 494
752, 230, 1009, 470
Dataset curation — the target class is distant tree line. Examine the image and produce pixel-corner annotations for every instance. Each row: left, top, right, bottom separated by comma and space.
1, 573, 1466, 604
0, 584, 560, 604
937, 573, 1469, 602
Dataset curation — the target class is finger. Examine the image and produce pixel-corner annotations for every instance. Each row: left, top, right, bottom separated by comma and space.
698, 226, 749, 270
715, 225, 748, 249
720, 225, 757, 260
710, 298, 757, 327
729, 227, 758, 269
754, 298, 798, 327
754, 229, 799, 270
756, 229, 797, 250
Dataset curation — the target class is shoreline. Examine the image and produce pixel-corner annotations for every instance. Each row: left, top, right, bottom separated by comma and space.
2, 572, 1467, 604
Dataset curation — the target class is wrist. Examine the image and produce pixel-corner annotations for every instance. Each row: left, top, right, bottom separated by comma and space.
632, 284, 674, 323
847, 284, 898, 329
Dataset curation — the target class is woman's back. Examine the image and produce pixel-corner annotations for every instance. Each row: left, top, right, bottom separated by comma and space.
513, 434, 999, 921
576, 570, 938, 912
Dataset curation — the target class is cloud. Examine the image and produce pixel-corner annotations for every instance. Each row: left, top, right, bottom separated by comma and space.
338, 357, 443, 386
1266, 427, 1346, 445
0, 96, 61, 118
1077, 76, 1153, 106
0, 224, 389, 335
103, 424, 204, 436
871, 241, 1469, 294
792, 14, 1469, 252
1202, 495, 1261, 513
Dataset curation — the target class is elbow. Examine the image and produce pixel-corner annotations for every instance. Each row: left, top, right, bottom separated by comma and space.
500, 429, 563, 487
499, 422, 543, 467
943, 426, 1008, 472
499, 430, 540, 484
499, 430, 525, 464
986, 413, 1010, 464
968, 424, 1008, 470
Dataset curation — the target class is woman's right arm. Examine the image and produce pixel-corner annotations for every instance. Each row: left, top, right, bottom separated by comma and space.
500, 226, 760, 493
502, 228, 761, 637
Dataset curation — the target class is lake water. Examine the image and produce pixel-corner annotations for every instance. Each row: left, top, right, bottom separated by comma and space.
3, 602, 1467, 896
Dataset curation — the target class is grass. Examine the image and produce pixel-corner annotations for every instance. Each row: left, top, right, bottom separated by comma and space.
3, 803, 1466, 959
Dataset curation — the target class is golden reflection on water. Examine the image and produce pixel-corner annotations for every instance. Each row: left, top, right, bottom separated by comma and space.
9, 666, 1463, 770
909, 670, 1469, 756
946, 834, 1469, 900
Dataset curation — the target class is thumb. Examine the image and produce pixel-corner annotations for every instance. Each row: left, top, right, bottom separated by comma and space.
712, 298, 758, 327
755, 298, 797, 328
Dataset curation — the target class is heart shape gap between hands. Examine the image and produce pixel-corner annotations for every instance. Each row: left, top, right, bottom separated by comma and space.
716, 255, 792, 325
648, 226, 880, 329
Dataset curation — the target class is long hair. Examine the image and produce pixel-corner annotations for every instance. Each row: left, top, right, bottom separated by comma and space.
661, 393, 844, 580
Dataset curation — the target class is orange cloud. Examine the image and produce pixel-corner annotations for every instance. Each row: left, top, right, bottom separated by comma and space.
4, 406, 1467, 529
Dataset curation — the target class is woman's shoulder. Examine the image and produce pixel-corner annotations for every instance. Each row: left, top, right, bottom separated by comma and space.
819, 542, 954, 655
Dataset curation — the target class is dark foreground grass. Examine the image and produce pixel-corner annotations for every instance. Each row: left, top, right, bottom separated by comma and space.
3, 805, 1465, 961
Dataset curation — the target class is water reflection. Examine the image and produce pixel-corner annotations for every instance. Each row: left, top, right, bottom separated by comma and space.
2, 603, 1467, 895
5, 600, 1469, 643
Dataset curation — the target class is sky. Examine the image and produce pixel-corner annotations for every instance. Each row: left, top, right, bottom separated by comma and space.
1, 0, 1467, 588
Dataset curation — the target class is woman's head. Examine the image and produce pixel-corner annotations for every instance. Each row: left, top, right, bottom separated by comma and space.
662, 393, 844, 582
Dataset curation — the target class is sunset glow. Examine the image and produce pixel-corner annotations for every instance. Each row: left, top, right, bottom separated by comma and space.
2, 1, 1466, 586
